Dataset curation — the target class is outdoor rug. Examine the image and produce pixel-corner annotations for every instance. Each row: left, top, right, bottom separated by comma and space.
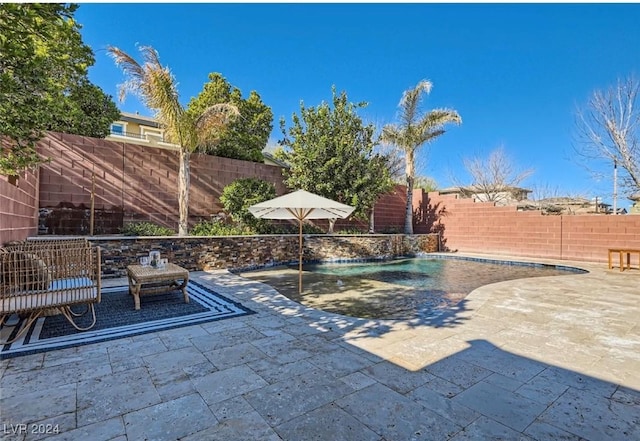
0, 281, 254, 359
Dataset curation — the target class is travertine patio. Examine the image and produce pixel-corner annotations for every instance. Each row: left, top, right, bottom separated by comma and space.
1, 253, 638, 440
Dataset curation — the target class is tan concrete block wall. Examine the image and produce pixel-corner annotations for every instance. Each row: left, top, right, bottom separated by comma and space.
562, 215, 640, 262
373, 185, 406, 232
37, 132, 287, 231
415, 191, 640, 263
0, 171, 39, 245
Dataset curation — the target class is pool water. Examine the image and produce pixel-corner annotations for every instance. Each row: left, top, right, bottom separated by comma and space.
240, 257, 585, 320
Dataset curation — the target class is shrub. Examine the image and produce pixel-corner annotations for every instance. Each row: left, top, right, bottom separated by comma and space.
121, 222, 175, 236
220, 178, 277, 232
335, 227, 367, 235
190, 219, 252, 236
302, 223, 326, 234
265, 222, 325, 234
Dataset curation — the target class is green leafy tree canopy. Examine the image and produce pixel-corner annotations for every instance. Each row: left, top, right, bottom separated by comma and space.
46, 79, 121, 138
186, 73, 273, 162
220, 178, 277, 233
414, 176, 438, 192
0, 3, 119, 175
279, 87, 393, 227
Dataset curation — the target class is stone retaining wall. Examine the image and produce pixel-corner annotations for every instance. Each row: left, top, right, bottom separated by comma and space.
87, 234, 439, 278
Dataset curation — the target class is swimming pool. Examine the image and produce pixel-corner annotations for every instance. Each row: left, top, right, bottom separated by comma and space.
240, 256, 587, 320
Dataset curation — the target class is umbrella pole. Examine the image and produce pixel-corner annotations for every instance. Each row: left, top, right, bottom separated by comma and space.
298, 219, 303, 294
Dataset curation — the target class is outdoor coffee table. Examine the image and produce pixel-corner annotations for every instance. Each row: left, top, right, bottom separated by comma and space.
126, 263, 190, 310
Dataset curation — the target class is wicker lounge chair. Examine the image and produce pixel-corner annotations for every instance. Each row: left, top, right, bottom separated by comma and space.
0, 239, 101, 344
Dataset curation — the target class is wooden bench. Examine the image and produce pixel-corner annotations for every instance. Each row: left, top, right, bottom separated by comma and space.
0, 239, 101, 344
608, 248, 640, 272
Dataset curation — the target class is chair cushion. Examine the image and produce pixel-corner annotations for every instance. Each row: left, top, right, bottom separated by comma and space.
49, 277, 94, 291
0, 285, 98, 313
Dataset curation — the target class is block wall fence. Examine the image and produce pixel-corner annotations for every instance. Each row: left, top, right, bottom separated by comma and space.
0, 171, 39, 244
413, 192, 640, 264
2, 132, 639, 265
35, 132, 290, 233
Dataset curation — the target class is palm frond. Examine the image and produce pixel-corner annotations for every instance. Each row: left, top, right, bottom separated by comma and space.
381, 124, 415, 152
107, 46, 146, 103
194, 103, 240, 149
415, 108, 462, 145
140, 45, 162, 67
421, 108, 463, 127
380, 124, 401, 145
108, 45, 185, 145
145, 64, 183, 142
399, 79, 432, 127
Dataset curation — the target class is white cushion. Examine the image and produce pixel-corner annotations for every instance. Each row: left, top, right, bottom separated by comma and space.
1, 277, 98, 314
49, 277, 94, 291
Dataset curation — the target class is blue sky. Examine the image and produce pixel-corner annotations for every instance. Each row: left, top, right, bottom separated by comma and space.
76, 3, 640, 207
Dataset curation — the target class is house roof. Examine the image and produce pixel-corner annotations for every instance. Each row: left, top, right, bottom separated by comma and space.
438, 185, 532, 195
262, 151, 289, 168
537, 197, 610, 207
118, 112, 161, 128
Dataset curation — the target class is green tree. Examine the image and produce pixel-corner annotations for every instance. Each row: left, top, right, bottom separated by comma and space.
0, 3, 117, 176
381, 80, 461, 234
414, 176, 438, 192
220, 178, 277, 232
186, 73, 273, 162
109, 45, 239, 236
279, 87, 393, 232
47, 79, 121, 138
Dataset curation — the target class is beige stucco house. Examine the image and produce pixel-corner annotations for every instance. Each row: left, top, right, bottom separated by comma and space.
107, 112, 178, 151
438, 185, 532, 206
107, 112, 288, 168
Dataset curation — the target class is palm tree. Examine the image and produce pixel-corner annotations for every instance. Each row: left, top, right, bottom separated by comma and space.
108, 45, 239, 235
381, 80, 461, 234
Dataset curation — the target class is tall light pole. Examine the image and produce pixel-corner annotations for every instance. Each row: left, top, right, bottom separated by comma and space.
613, 159, 618, 215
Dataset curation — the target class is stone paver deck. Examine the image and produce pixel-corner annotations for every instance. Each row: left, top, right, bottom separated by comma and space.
1, 253, 639, 440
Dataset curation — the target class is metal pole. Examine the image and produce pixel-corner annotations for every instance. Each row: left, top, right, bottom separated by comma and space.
298, 219, 303, 294
613, 159, 618, 215
90, 172, 95, 235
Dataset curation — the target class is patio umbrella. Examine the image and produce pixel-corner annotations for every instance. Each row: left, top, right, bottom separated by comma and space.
248, 189, 355, 293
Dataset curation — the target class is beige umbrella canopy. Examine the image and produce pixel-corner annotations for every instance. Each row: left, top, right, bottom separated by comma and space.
248, 190, 355, 293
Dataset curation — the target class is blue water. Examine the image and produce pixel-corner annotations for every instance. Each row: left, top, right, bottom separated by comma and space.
242, 257, 585, 320
309, 257, 579, 292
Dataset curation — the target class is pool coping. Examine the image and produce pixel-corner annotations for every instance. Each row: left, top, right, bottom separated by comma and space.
233, 251, 590, 275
